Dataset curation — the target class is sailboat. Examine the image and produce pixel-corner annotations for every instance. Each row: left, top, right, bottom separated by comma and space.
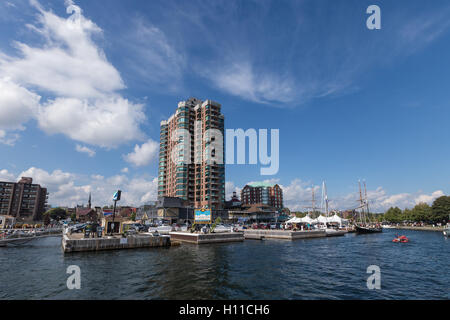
354, 181, 382, 234
320, 181, 347, 237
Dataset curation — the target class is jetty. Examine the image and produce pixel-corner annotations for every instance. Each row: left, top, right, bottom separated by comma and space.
169, 231, 244, 244
389, 226, 445, 232
244, 229, 326, 240
62, 233, 171, 253
0, 228, 62, 247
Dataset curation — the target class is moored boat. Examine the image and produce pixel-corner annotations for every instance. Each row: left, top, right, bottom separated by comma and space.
354, 181, 382, 235
355, 224, 382, 234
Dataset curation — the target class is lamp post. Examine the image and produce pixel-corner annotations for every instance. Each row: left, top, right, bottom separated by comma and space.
111, 190, 121, 235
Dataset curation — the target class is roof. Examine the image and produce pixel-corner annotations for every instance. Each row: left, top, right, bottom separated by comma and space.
77, 208, 96, 216
242, 203, 276, 213
247, 182, 276, 188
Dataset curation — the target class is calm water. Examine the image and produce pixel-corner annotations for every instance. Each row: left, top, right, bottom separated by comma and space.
1, 229, 449, 299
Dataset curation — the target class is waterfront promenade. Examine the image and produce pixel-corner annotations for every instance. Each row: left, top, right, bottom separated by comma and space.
389, 226, 445, 232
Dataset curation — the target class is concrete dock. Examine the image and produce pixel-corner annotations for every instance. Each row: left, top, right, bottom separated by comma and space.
389, 226, 445, 232
244, 229, 326, 240
169, 231, 244, 244
62, 233, 171, 253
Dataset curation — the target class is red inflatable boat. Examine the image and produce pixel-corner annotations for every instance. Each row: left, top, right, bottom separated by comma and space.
392, 235, 409, 243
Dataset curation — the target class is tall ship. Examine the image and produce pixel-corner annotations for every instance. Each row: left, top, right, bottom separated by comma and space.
354, 181, 382, 234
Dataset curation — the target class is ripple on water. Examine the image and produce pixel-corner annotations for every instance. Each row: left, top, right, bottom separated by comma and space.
0, 230, 448, 299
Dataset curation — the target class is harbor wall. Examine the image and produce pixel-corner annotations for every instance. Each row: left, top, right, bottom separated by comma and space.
390, 226, 444, 232
169, 231, 244, 244
244, 229, 326, 240
62, 234, 170, 253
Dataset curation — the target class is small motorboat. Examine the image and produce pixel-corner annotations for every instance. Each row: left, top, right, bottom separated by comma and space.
392, 235, 409, 243
443, 223, 449, 237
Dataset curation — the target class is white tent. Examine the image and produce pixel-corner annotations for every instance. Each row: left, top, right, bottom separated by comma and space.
316, 215, 329, 224
327, 214, 349, 227
300, 215, 314, 224
286, 217, 301, 224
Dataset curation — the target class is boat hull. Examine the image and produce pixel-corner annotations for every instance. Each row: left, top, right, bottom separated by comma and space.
355, 225, 382, 234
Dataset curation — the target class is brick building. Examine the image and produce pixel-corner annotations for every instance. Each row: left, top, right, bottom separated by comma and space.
241, 182, 283, 209
0, 177, 48, 221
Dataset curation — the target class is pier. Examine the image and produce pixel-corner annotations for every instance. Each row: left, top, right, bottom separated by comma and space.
389, 226, 445, 232
62, 233, 171, 253
244, 229, 326, 240
0, 228, 62, 247
169, 231, 244, 244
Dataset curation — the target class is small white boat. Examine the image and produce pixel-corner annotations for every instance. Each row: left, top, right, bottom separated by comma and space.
382, 225, 395, 229
156, 225, 173, 235
213, 224, 231, 233
444, 224, 449, 237
325, 228, 347, 237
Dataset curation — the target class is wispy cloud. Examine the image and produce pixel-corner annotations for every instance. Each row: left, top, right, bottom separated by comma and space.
75, 144, 95, 157
120, 18, 185, 92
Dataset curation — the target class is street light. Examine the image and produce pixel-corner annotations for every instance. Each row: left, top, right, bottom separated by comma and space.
110, 190, 121, 235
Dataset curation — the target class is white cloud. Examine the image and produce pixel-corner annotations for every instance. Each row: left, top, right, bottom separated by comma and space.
124, 139, 159, 167
0, 1, 147, 148
232, 178, 446, 213
0, 78, 41, 144
121, 167, 129, 173
209, 62, 296, 104
225, 181, 241, 200
37, 97, 145, 148
0, 169, 15, 181
0, 130, 20, 146
75, 144, 95, 157
18, 167, 73, 191
10, 166, 158, 207
124, 19, 185, 91
0, 78, 40, 130
1, 1, 123, 98
414, 190, 445, 205
324, 185, 445, 213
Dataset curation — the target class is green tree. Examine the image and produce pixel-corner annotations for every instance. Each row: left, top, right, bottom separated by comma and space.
431, 196, 450, 223
131, 212, 136, 221
411, 203, 432, 222
70, 213, 77, 222
384, 207, 403, 223
43, 213, 51, 225
44, 207, 68, 221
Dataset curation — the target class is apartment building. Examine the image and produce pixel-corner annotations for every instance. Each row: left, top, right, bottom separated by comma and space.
241, 182, 283, 209
158, 97, 225, 209
0, 177, 48, 221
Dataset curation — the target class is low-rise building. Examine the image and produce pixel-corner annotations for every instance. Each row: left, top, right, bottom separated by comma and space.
241, 182, 283, 209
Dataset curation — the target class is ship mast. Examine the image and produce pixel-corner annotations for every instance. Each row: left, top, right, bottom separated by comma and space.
322, 181, 329, 217
358, 180, 365, 225
312, 186, 316, 216
364, 180, 371, 224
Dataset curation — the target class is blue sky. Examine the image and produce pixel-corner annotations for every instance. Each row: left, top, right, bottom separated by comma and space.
1, 0, 450, 211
